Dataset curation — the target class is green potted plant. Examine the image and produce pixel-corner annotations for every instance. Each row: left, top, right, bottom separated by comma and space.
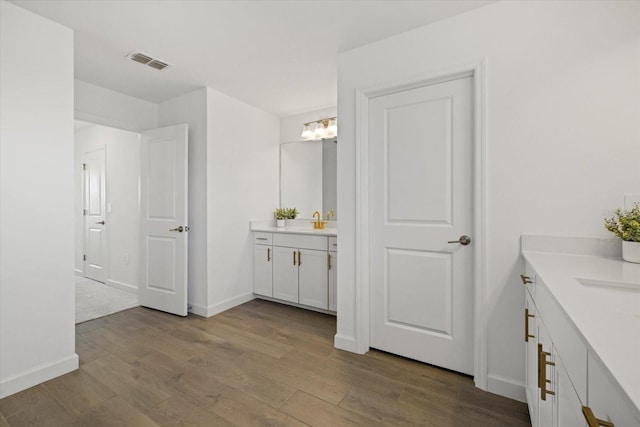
604, 204, 640, 263
274, 207, 298, 227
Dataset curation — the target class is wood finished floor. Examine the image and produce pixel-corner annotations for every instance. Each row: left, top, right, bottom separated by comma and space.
0, 300, 530, 426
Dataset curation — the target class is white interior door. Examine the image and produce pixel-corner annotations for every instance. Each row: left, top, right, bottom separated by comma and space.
139, 124, 188, 316
83, 146, 106, 283
369, 76, 474, 375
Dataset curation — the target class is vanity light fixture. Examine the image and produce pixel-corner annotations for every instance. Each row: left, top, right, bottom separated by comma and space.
301, 116, 337, 140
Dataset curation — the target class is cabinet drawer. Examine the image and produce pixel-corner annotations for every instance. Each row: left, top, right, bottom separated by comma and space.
273, 233, 327, 250
254, 232, 272, 245
329, 236, 338, 251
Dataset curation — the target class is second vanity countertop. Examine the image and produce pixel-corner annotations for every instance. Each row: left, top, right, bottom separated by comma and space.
522, 240, 640, 413
250, 220, 337, 237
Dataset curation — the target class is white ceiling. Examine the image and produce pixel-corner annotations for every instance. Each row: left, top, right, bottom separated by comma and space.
12, 0, 492, 116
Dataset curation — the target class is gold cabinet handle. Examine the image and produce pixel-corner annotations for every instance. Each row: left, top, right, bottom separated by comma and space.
298, 251, 301, 266
267, 247, 271, 262
537, 344, 555, 400
293, 251, 296, 266
525, 308, 535, 342
256, 237, 268, 241
582, 406, 614, 427
521, 274, 532, 285
328, 253, 332, 270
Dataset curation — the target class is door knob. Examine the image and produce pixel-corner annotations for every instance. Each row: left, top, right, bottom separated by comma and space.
448, 235, 471, 245
95, 221, 105, 225
169, 226, 184, 232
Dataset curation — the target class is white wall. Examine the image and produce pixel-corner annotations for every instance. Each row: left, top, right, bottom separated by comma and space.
206, 87, 280, 315
0, 0, 77, 398
158, 88, 209, 314
337, 0, 640, 401
280, 107, 337, 144
75, 124, 141, 292
75, 79, 158, 132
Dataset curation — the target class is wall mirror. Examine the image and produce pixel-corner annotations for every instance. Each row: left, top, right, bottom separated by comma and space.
280, 138, 337, 220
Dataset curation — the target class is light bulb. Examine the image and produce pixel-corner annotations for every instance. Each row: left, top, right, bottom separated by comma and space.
301, 124, 312, 139
327, 118, 337, 137
313, 121, 326, 139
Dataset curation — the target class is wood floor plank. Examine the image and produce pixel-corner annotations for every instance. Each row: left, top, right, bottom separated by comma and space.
0, 412, 9, 427
0, 385, 84, 427
82, 354, 174, 411
42, 368, 116, 416
144, 393, 234, 427
75, 333, 110, 366
78, 396, 159, 427
280, 390, 383, 427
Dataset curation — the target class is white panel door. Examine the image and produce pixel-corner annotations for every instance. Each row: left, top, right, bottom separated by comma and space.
273, 246, 299, 303
298, 249, 328, 309
369, 77, 474, 374
84, 146, 106, 283
254, 244, 273, 297
140, 124, 188, 316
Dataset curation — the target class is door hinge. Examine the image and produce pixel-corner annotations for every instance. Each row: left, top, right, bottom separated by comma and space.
83, 209, 87, 216
83, 254, 86, 261
82, 163, 86, 170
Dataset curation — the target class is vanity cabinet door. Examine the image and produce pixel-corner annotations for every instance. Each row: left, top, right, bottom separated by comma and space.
253, 244, 273, 297
525, 293, 539, 427
298, 249, 328, 309
328, 250, 337, 312
272, 246, 298, 303
538, 321, 557, 427
556, 354, 586, 427
587, 352, 640, 427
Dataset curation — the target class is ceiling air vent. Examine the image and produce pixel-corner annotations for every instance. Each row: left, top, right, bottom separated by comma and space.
147, 59, 169, 71
127, 51, 170, 71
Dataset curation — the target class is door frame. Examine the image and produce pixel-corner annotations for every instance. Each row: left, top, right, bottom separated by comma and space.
352, 61, 487, 388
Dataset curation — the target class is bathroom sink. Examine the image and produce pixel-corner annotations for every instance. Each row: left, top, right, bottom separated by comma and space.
576, 277, 640, 292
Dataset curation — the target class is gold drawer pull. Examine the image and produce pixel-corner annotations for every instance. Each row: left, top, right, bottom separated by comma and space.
582, 406, 614, 427
537, 344, 555, 400
298, 251, 302, 266
256, 237, 268, 241
293, 251, 297, 266
521, 274, 533, 285
525, 308, 535, 342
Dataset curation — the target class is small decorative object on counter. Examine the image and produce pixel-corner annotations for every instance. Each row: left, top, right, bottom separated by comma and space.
604, 204, 640, 263
274, 207, 298, 227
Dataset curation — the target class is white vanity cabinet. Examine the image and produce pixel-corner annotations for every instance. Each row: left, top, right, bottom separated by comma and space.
523, 258, 640, 427
253, 232, 273, 297
254, 231, 334, 312
328, 237, 337, 312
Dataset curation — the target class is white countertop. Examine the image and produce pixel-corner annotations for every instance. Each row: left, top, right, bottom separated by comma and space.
250, 220, 337, 237
522, 249, 640, 412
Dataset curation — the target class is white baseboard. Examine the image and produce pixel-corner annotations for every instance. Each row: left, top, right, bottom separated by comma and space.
189, 292, 255, 318
106, 279, 138, 295
0, 353, 79, 399
334, 334, 361, 353
487, 373, 526, 402
188, 303, 209, 317
75, 269, 83, 277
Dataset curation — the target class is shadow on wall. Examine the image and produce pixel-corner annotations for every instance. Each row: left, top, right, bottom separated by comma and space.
486, 256, 526, 390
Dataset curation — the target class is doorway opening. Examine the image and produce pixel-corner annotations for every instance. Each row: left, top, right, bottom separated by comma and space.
74, 120, 141, 323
